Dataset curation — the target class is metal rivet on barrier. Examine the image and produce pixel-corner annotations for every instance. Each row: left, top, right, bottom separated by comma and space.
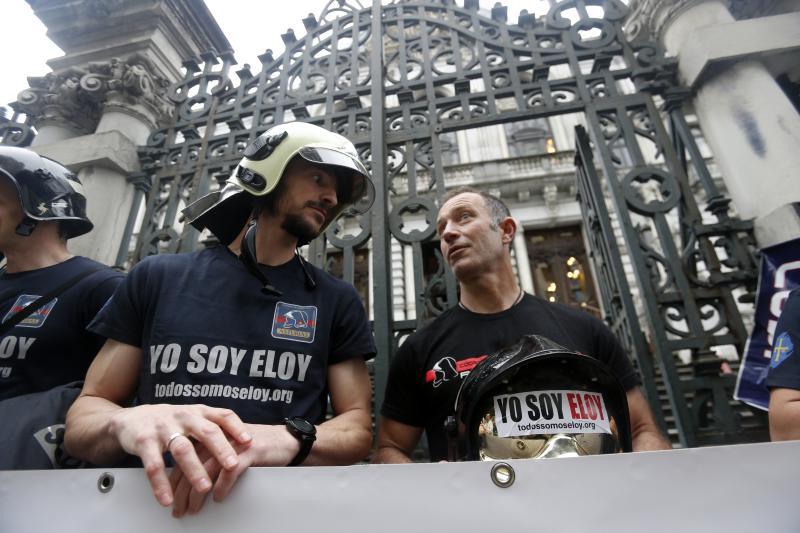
97, 472, 115, 494
490, 462, 515, 488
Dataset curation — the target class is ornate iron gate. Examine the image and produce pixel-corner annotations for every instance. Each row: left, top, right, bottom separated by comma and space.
3, 0, 765, 443
574, 95, 765, 445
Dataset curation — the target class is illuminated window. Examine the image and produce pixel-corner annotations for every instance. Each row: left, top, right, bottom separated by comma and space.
525, 226, 600, 317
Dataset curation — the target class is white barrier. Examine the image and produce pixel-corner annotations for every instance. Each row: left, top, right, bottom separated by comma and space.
1, 441, 797, 532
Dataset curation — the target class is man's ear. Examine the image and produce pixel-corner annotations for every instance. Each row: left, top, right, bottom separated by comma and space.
499, 216, 517, 246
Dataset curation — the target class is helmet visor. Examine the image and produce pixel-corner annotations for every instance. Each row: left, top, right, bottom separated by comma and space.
297, 147, 375, 214
473, 388, 622, 461
0, 156, 94, 238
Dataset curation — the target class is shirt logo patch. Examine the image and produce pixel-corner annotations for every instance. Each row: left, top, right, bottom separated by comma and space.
770, 332, 794, 369
425, 355, 487, 387
271, 302, 317, 343
2, 295, 57, 328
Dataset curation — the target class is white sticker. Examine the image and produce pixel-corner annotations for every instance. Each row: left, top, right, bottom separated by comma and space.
492, 389, 612, 437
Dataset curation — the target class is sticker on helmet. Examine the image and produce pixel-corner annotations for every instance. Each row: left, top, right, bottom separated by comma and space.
492, 390, 612, 437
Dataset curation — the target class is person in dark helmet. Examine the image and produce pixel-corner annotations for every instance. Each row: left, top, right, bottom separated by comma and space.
374, 187, 670, 464
0, 146, 123, 402
449, 335, 633, 462
65, 122, 377, 516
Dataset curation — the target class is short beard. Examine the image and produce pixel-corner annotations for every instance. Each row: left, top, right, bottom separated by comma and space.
281, 213, 321, 244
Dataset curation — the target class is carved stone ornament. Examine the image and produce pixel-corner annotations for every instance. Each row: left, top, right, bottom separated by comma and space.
14, 53, 172, 134
84, 0, 125, 19
626, 0, 780, 41
543, 183, 559, 216
625, 0, 705, 41
15, 67, 99, 134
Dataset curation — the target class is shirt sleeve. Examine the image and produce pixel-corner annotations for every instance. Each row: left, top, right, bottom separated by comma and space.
80, 269, 126, 352
765, 289, 800, 391
87, 260, 151, 348
329, 284, 377, 364
380, 337, 426, 427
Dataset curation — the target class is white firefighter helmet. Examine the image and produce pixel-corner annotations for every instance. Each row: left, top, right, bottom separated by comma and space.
182, 121, 374, 244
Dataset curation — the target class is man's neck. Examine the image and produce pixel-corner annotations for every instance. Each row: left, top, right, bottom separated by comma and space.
4, 238, 72, 274
252, 218, 299, 266
457, 267, 521, 314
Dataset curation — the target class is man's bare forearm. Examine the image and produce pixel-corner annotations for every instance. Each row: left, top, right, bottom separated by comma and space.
632, 428, 672, 451
64, 395, 128, 465
303, 407, 372, 465
372, 444, 414, 464
769, 389, 800, 441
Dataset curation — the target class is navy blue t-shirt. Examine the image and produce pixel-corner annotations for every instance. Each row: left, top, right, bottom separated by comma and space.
89, 246, 376, 425
0, 256, 123, 401
766, 288, 800, 391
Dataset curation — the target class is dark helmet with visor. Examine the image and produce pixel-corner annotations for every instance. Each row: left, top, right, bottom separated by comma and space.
448, 335, 632, 462
182, 121, 375, 245
0, 146, 93, 238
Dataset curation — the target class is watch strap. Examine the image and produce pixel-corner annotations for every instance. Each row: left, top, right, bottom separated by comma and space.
286, 417, 316, 466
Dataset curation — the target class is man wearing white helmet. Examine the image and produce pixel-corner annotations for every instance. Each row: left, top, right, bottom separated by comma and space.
65, 122, 377, 516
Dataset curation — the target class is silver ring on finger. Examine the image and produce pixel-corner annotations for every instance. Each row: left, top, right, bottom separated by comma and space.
165, 432, 187, 452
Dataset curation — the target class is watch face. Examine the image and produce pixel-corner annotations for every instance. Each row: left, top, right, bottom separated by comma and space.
288, 417, 316, 435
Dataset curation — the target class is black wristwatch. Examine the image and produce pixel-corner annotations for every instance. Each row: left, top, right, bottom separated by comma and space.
285, 416, 316, 466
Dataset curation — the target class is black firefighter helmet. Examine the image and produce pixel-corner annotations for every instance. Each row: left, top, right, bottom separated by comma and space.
447, 335, 633, 462
0, 146, 93, 238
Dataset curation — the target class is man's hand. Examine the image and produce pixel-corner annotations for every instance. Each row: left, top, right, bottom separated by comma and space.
108, 403, 253, 507
168, 423, 299, 517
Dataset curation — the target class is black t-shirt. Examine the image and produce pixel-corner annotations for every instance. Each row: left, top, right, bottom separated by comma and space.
89, 246, 376, 425
0, 256, 123, 401
381, 293, 639, 461
766, 288, 800, 391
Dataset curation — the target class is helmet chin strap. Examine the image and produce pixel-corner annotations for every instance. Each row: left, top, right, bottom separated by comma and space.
15, 217, 38, 236
238, 222, 317, 295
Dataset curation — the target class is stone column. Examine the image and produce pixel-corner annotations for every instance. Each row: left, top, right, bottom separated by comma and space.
512, 228, 535, 294
403, 245, 417, 320
13, 0, 231, 264
626, 0, 800, 242
30, 56, 172, 265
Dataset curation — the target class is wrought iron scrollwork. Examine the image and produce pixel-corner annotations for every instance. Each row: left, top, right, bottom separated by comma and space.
102, 0, 764, 445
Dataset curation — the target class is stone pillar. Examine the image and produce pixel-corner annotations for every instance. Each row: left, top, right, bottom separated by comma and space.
512, 228, 535, 294
13, 0, 231, 264
403, 245, 417, 320
626, 0, 800, 242
368, 245, 375, 322
456, 125, 510, 163
391, 239, 407, 321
